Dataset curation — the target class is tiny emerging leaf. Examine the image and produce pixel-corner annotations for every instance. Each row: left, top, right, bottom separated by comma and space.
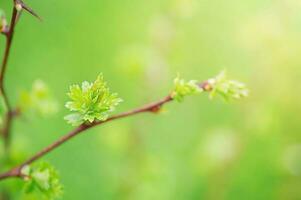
64, 74, 123, 126
171, 74, 203, 102
208, 71, 249, 101
171, 71, 248, 102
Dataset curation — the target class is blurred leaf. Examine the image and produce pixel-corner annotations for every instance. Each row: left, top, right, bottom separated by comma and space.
18, 80, 58, 117
208, 71, 249, 101
22, 162, 63, 199
171, 74, 203, 102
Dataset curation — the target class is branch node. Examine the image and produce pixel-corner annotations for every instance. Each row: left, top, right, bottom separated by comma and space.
199, 81, 213, 91
149, 105, 162, 113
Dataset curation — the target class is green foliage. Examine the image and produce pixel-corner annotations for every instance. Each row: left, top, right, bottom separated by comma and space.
171, 72, 248, 102
64, 74, 123, 126
208, 71, 249, 101
171, 75, 203, 102
21, 162, 63, 200
18, 80, 58, 116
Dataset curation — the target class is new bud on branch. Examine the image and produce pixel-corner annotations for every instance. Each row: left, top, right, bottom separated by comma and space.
171, 71, 248, 102
64, 74, 123, 126
207, 71, 249, 101
0, 10, 7, 33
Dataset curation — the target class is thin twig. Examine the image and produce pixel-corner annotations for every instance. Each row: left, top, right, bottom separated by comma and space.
0, 0, 38, 150
0, 6, 19, 150
0, 3, 21, 200
0, 81, 210, 181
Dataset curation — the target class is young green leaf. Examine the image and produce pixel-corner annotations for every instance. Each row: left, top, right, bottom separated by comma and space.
18, 80, 58, 116
64, 74, 123, 126
171, 75, 203, 102
171, 71, 248, 102
208, 71, 249, 101
21, 162, 63, 199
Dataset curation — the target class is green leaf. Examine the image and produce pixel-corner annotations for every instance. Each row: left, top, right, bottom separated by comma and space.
18, 80, 58, 117
171, 74, 203, 102
171, 71, 248, 102
65, 74, 123, 126
207, 71, 249, 101
21, 165, 31, 177
22, 162, 63, 199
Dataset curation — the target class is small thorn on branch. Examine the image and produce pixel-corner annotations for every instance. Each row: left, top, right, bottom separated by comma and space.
15, 0, 42, 21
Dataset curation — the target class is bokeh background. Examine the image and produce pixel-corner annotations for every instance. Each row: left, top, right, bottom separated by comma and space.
1, 0, 301, 199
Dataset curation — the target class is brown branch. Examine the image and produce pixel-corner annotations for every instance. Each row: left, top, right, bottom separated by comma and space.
0, 0, 38, 150
0, 3, 24, 200
0, 5, 19, 150
0, 81, 210, 181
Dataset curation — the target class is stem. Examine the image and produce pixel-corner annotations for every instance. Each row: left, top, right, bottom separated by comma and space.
21, 95, 173, 166
0, 6, 18, 149
0, 3, 21, 200
0, 82, 210, 181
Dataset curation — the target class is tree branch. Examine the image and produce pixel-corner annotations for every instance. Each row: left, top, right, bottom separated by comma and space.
0, 81, 211, 181
0, 0, 39, 150
0, 5, 19, 150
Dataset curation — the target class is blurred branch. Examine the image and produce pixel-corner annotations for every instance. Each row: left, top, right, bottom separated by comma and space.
0, 3, 19, 150
0, 81, 211, 181
0, 0, 39, 150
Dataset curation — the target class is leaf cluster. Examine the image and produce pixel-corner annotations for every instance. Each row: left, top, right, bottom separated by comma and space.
208, 71, 249, 101
171, 75, 203, 102
64, 74, 122, 126
21, 162, 63, 200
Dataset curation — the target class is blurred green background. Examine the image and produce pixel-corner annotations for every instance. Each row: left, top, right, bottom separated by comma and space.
1, 0, 301, 199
